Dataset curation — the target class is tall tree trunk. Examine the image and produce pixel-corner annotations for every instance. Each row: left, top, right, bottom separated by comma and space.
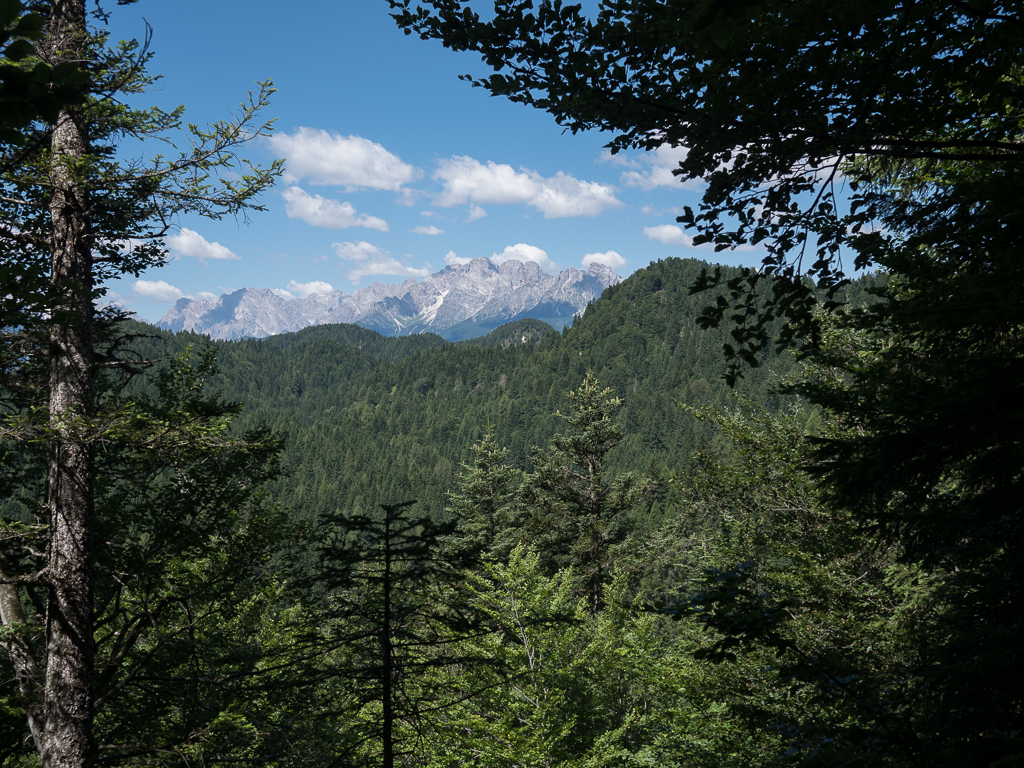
42, 1, 96, 765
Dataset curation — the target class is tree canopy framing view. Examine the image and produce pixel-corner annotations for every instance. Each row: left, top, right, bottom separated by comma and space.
1, 0, 1021, 765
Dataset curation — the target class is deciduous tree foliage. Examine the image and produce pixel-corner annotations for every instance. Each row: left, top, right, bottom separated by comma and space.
792, 175, 1024, 763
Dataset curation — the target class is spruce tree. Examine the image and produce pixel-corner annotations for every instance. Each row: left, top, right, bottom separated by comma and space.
443, 427, 519, 563
305, 501, 486, 767
520, 373, 652, 613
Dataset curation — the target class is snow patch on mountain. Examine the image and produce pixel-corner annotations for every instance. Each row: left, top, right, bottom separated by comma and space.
420, 290, 450, 325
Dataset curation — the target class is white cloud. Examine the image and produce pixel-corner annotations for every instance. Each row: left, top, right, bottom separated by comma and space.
532, 174, 622, 219
644, 224, 758, 252
599, 149, 638, 168
395, 188, 420, 206
644, 224, 695, 247
132, 280, 221, 303
286, 279, 334, 298
412, 225, 444, 235
332, 241, 431, 282
467, 204, 487, 221
618, 144, 701, 191
444, 250, 471, 266
491, 243, 558, 273
582, 250, 627, 270
132, 280, 185, 303
436, 157, 535, 206
166, 228, 240, 262
270, 280, 334, 299
268, 127, 420, 190
434, 156, 622, 219
282, 187, 389, 231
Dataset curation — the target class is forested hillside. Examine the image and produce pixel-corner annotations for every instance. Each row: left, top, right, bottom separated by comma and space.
33, 254, 868, 765
124, 257, 813, 523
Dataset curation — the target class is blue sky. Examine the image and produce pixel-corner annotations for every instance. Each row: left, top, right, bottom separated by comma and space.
103, 0, 763, 324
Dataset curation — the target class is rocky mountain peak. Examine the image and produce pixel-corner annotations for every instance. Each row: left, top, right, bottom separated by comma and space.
159, 259, 622, 341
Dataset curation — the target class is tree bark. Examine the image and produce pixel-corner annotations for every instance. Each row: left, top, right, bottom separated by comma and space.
41, 1, 96, 765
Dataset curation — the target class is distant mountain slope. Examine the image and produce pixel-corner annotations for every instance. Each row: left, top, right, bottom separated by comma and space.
158, 258, 621, 341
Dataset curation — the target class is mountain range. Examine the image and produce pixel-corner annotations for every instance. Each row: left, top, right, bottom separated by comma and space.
158, 258, 621, 341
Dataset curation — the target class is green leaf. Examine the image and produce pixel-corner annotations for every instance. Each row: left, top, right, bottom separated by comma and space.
4, 37, 33, 62
0, 0, 21, 29
13, 11, 43, 37
709, 11, 734, 49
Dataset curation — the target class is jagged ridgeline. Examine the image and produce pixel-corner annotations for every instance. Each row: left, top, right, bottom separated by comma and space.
121, 258, 820, 522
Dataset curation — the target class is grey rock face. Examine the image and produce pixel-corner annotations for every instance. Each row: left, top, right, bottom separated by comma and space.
158, 258, 621, 341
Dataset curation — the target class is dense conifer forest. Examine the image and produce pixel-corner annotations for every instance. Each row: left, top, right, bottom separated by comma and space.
120, 258, 806, 523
